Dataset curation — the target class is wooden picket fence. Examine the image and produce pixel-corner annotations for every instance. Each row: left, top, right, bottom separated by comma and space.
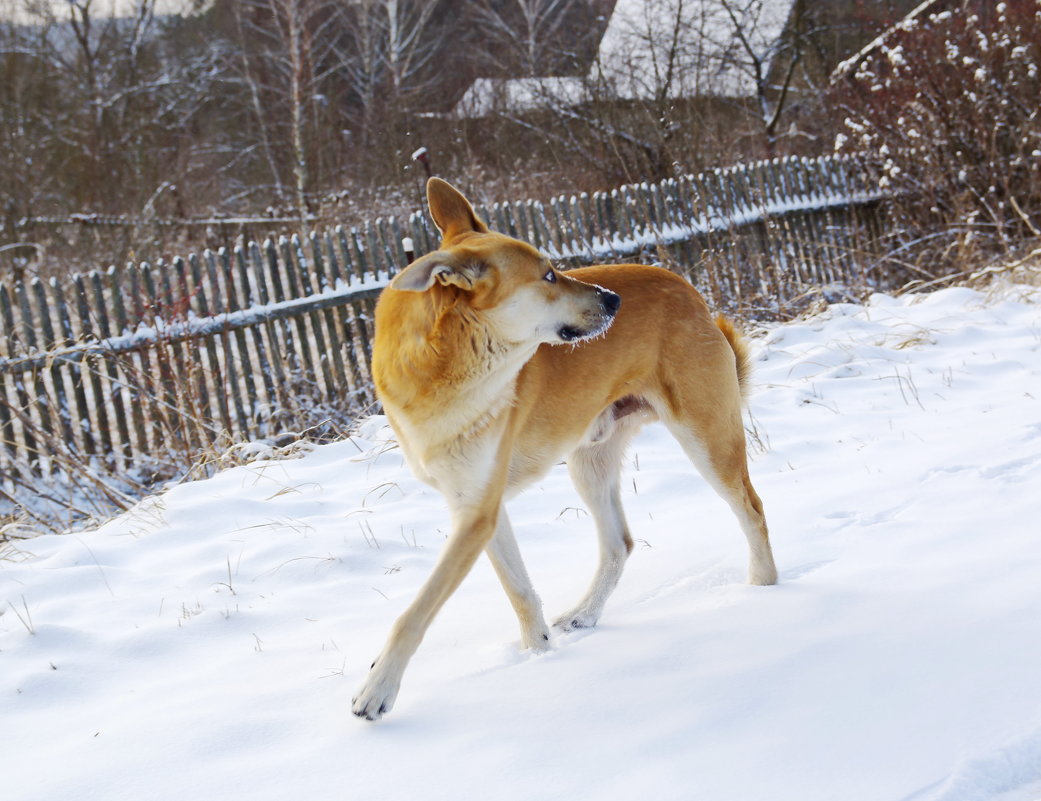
0, 154, 887, 481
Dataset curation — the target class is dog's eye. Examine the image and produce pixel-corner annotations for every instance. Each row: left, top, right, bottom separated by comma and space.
543, 269, 557, 284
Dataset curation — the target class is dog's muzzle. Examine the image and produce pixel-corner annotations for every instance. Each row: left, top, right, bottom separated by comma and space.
558, 287, 621, 342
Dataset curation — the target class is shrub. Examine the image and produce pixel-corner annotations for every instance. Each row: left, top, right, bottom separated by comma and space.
829, 1, 1041, 274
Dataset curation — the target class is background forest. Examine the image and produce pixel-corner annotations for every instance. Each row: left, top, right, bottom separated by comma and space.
0, 0, 928, 278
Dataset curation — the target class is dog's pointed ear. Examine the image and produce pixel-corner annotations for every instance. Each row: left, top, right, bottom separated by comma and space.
390, 251, 484, 293
427, 178, 489, 240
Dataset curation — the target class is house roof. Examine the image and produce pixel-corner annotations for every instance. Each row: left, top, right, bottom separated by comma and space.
453, 0, 795, 118
453, 76, 589, 118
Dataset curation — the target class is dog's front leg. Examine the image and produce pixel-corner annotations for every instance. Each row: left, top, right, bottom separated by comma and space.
486, 508, 552, 652
352, 502, 501, 721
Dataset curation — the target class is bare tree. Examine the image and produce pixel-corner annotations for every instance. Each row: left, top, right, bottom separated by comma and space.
714, 0, 815, 152
232, 0, 351, 219
0, 0, 220, 215
338, 0, 444, 147
383, 0, 439, 98
231, 0, 288, 204
474, 0, 571, 77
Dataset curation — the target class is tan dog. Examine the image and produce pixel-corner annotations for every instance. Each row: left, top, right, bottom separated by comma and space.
352, 178, 777, 720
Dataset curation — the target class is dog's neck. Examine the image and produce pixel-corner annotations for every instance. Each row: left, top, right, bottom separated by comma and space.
374, 287, 537, 456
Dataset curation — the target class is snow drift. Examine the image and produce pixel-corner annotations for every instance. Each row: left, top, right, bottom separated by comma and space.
2, 283, 1040, 801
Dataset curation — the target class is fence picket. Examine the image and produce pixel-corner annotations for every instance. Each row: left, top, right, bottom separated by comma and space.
389, 218, 407, 271
332, 226, 354, 284
375, 218, 397, 274
157, 260, 188, 444
408, 211, 432, 259
32, 278, 76, 452
351, 227, 369, 282
364, 222, 382, 282
205, 249, 250, 438
108, 264, 150, 457
503, 203, 519, 240
72, 274, 114, 457
140, 261, 185, 451
234, 244, 278, 424
309, 233, 349, 399
17, 282, 54, 458
0, 284, 35, 467
265, 237, 308, 400
322, 229, 368, 395
187, 253, 230, 437
125, 263, 158, 451
291, 235, 336, 401
648, 184, 667, 234
247, 241, 289, 425
178, 256, 215, 439
611, 188, 630, 245
87, 271, 132, 464
539, 200, 557, 251
549, 196, 569, 257
0, 284, 16, 470
513, 201, 532, 245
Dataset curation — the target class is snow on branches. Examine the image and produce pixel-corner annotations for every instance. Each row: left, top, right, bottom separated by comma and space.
829, 0, 1041, 253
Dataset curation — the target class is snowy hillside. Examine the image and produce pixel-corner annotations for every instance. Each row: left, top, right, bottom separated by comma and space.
2, 283, 1040, 801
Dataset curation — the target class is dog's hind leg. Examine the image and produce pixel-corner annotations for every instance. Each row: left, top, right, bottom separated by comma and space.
486, 509, 552, 651
554, 406, 645, 631
662, 413, 778, 587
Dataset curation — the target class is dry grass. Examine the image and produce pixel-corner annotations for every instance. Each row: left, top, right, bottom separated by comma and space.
0, 336, 373, 540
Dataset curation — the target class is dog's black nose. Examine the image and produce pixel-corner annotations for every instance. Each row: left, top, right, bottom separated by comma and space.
599, 288, 621, 315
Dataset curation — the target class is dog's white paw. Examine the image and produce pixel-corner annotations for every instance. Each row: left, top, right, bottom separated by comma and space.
553, 607, 600, 632
524, 625, 553, 653
351, 661, 402, 722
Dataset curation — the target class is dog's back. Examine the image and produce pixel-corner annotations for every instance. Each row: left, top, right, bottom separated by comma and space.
510, 263, 749, 463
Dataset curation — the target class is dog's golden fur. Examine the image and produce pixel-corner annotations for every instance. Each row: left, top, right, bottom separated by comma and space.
352, 178, 777, 720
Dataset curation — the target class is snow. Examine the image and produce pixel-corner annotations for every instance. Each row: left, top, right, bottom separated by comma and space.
453, 76, 590, 118
2, 282, 1041, 801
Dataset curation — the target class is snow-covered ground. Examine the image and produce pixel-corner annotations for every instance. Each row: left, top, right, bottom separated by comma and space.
2, 283, 1040, 801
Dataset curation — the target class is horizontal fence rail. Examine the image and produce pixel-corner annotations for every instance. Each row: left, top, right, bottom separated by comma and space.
0, 154, 886, 481
4, 213, 317, 230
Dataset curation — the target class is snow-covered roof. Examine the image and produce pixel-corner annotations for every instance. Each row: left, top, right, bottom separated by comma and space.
453, 0, 795, 118
453, 76, 590, 118
7, 0, 201, 23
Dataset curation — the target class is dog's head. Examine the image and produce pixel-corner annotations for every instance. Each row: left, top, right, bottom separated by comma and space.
389, 178, 620, 346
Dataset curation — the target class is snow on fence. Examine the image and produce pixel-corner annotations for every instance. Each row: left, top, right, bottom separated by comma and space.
0, 154, 886, 479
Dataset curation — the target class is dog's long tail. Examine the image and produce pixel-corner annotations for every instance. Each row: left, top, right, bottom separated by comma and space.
715, 316, 752, 401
